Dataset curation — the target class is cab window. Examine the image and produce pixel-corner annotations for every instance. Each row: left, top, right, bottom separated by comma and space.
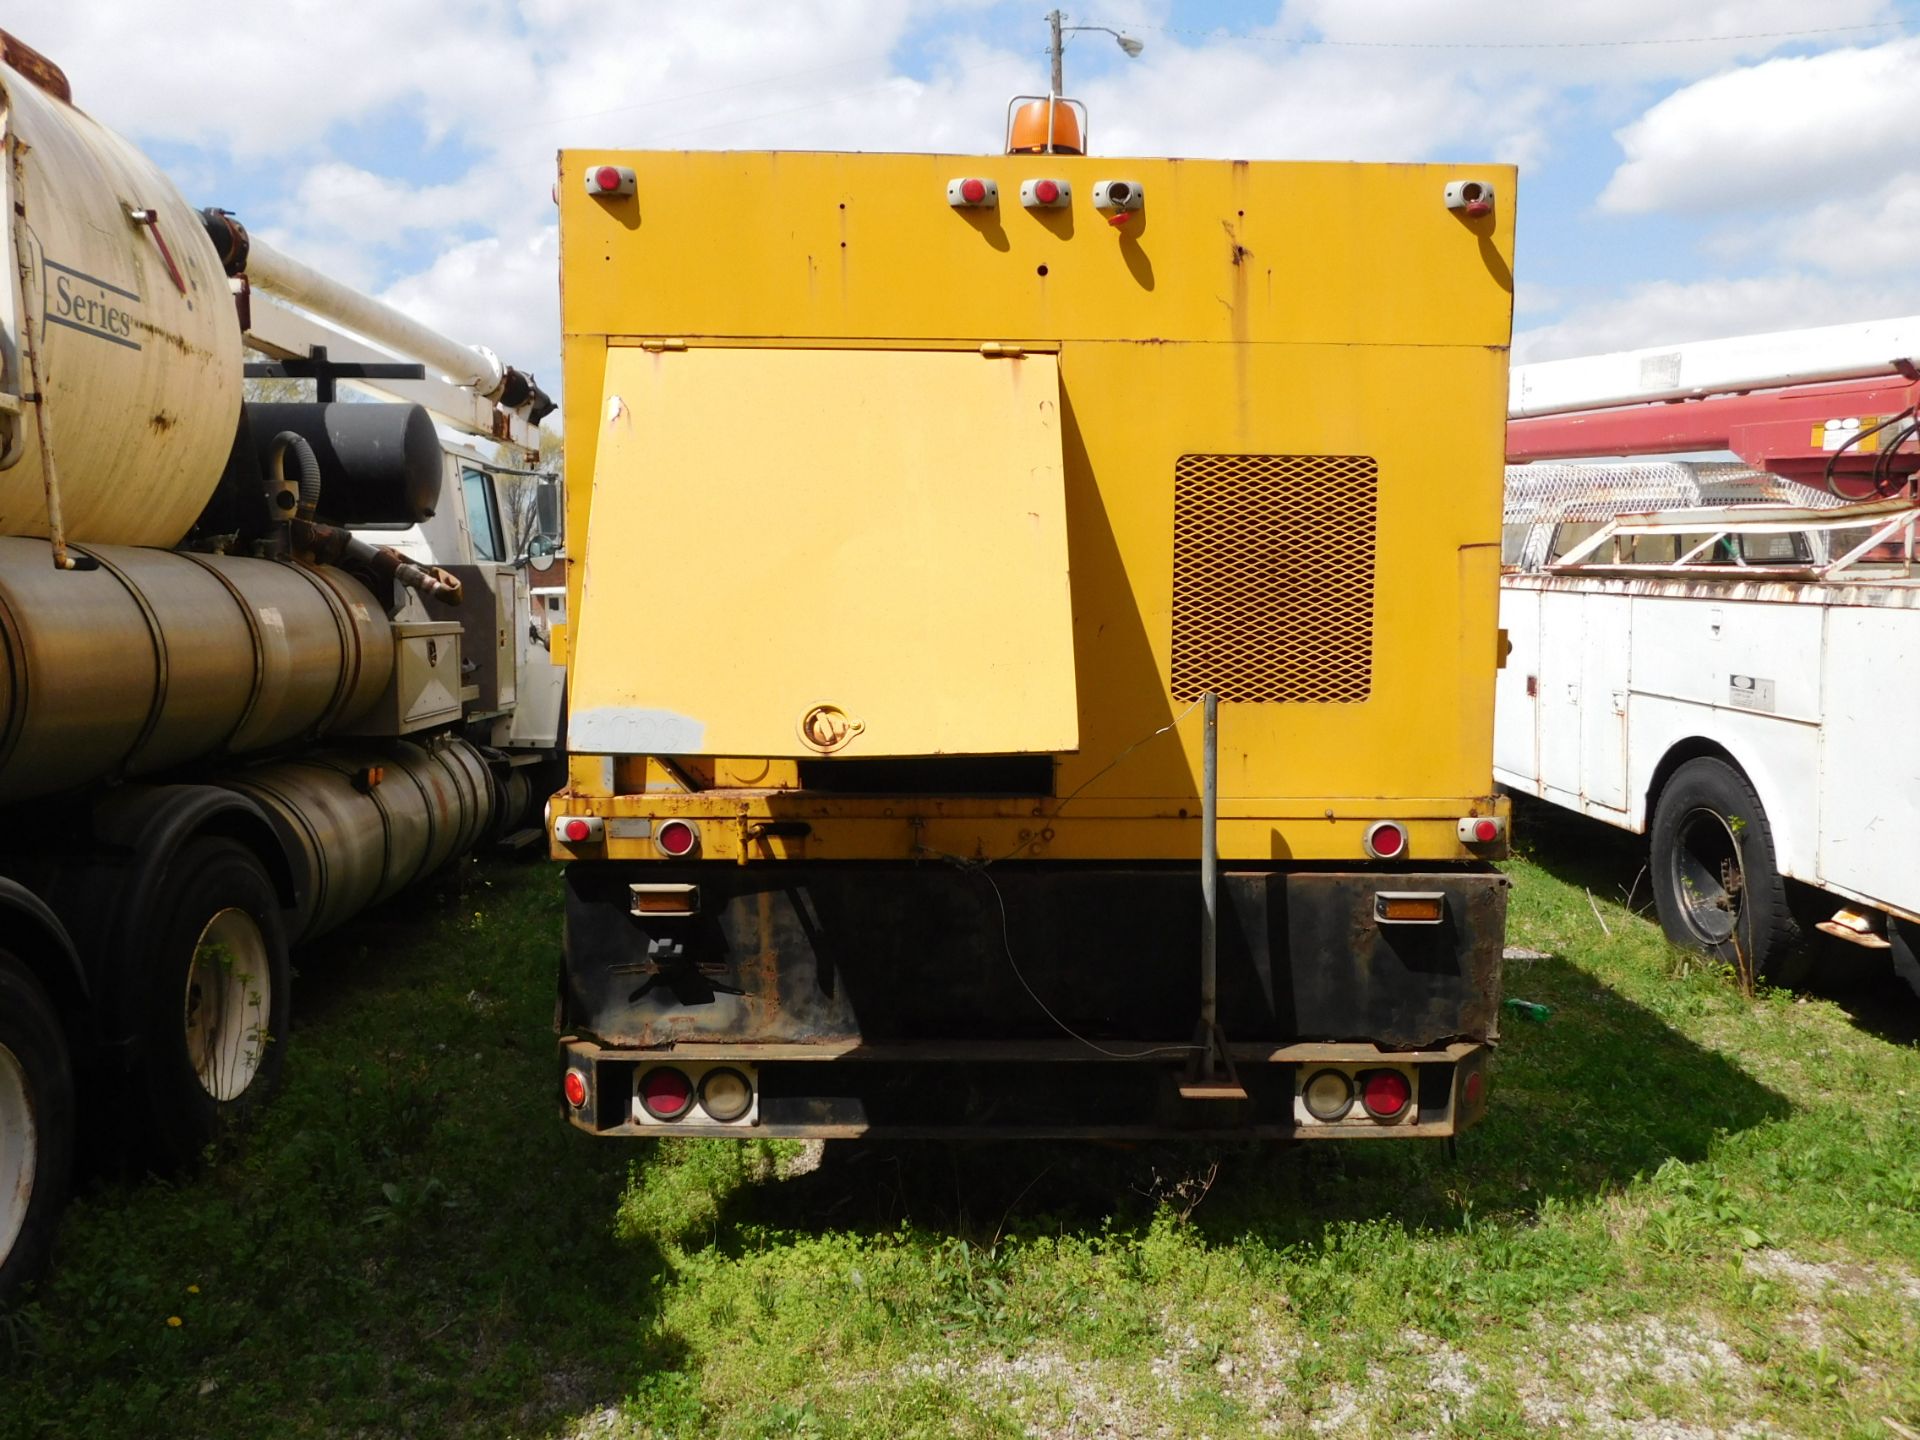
463, 467, 503, 561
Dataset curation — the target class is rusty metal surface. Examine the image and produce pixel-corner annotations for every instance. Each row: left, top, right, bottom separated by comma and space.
558, 1035, 1491, 1140
1, 56, 244, 548
1506, 569, 1920, 611
563, 862, 1507, 1052
0, 541, 393, 804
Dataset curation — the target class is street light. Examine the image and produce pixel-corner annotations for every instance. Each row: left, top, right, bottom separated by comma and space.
1046, 10, 1144, 94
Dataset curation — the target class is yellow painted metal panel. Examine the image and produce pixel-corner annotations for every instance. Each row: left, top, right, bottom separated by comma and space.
556, 152, 1515, 350
558, 149, 1514, 863
569, 346, 1078, 758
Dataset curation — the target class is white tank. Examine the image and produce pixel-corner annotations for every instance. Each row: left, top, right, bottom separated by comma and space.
0, 55, 243, 547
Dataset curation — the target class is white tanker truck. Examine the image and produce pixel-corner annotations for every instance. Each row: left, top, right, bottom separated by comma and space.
0, 32, 560, 1300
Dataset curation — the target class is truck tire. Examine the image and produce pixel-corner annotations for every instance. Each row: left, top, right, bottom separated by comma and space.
133, 837, 292, 1167
0, 951, 75, 1305
1892, 919, 1920, 1002
1649, 757, 1807, 985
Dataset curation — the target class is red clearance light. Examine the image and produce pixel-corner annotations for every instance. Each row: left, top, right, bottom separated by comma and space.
1020, 177, 1071, 209
554, 815, 603, 845
1475, 819, 1498, 842
563, 1068, 589, 1108
1360, 1069, 1412, 1120
639, 1066, 694, 1121
656, 819, 699, 858
1443, 178, 1496, 217
946, 176, 998, 207
584, 164, 635, 197
1364, 821, 1407, 860
1464, 1070, 1485, 1109
1458, 815, 1506, 844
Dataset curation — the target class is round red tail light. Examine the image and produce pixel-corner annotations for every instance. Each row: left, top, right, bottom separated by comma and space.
639, 1066, 694, 1121
1364, 821, 1407, 860
1035, 179, 1059, 204
1473, 819, 1498, 843
1360, 1069, 1412, 1120
655, 819, 698, 858
563, 1068, 589, 1108
960, 177, 987, 203
563, 818, 592, 843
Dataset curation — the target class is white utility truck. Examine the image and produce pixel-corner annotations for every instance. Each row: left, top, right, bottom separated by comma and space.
1499, 319, 1920, 995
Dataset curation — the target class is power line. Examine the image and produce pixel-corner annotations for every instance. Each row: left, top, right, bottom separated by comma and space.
1103, 19, 1903, 51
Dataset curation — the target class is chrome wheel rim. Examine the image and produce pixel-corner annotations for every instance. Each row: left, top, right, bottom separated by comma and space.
183, 909, 271, 1103
0, 1044, 36, 1264
1672, 807, 1743, 947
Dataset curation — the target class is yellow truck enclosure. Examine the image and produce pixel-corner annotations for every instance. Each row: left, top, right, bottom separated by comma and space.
554, 148, 1515, 1140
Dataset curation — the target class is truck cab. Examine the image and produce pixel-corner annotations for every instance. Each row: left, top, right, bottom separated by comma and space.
366, 443, 566, 766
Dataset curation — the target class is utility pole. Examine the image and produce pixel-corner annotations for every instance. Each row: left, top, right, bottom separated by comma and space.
1043, 11, 1142, 96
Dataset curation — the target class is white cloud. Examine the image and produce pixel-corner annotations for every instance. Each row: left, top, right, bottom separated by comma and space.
1600, 36, 1920, 214
379, 226, 561, 391
21, 3, 539, 157
24, 1, 1920, 402
1512, 272, 1916, 364
1778, 172, 1920, 277
1278, 0, 1895, 80
1080, 40, 1553, 165
291, 163, 516, 242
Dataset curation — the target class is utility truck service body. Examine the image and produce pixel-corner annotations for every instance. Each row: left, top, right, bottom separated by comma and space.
551, 141, 1516, 1140
1499, 320, 1920, 992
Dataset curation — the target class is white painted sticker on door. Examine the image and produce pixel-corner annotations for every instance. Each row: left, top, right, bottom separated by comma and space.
1728, 674, 1775, 713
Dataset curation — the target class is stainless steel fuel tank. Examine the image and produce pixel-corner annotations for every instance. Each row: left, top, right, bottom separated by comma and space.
223, 738, 494, 940
0, 537, 393, 803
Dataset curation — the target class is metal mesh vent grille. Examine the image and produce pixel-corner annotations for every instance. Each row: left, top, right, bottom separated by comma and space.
1170, 454, 1377, 704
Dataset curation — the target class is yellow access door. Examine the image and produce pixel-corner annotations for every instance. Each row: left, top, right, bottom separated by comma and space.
569, 346, 1079, 759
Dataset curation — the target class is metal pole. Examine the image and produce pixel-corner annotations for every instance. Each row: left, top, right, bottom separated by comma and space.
1199, 690, 1219, 1065
1049, 10, 1064, 95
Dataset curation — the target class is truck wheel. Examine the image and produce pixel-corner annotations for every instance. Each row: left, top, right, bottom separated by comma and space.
0, 951, 75, 1305
135, 838, 291, 1166
1649, 758, 1807, 984
1892, 920, 1920, 1002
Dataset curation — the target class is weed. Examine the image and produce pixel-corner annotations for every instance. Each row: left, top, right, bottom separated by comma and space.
5, 834, 1920, 1439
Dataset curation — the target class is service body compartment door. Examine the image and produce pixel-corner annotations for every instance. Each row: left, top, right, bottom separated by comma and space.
1819, 606, 1920, 912
1492, 585, 1540, 789
1535, 590, 1585, 806
571, 347, 1079, 758
1579, 594, 1630, 812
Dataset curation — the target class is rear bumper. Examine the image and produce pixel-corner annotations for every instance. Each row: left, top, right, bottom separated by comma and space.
558, 1036, 1494, 1141
558, 859, 1506, 1140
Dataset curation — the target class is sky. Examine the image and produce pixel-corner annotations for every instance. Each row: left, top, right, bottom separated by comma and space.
17, 1, 1920, 411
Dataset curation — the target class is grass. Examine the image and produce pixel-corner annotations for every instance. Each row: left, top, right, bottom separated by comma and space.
3, 809, 1920, 1438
